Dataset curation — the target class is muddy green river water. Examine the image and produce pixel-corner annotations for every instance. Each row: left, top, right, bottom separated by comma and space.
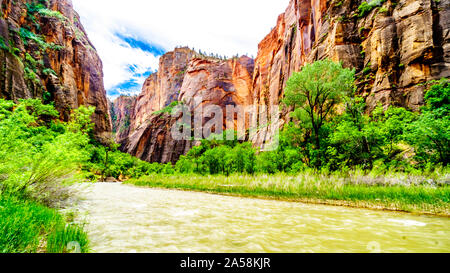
74, 183, 450, 253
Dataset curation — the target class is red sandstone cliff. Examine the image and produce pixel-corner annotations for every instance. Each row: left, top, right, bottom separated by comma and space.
111, 48, 255, 163
132, 47, 195, 133
109, 96, 135, 142
0, 0, 111, 138
251, 0, 450, 148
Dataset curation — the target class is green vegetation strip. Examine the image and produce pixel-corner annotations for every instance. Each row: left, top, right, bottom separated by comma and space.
126, 174, 450, 216
0, 195, 89, 253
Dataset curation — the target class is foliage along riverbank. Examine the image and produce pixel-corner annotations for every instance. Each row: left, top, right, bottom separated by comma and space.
125, 172, 450, 217
0, 99, 95, 253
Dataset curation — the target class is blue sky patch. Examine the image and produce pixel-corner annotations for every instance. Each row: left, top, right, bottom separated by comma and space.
107, 32, 165, 98
115, 32, 166, 56
109, 80, 143, 98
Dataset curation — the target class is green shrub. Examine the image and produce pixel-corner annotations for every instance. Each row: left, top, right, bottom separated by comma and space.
153, 101, 182, 116
38, 9, 67, 21
406, 79, 449, 166
358, 0, 385, 18
0, 99, 90, 205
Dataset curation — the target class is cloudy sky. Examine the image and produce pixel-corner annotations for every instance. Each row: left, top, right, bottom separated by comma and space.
72, 0, 290, 98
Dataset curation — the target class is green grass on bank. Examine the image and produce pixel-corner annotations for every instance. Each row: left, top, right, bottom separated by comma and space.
125, 172, 450, 216
0, 195, 89, 253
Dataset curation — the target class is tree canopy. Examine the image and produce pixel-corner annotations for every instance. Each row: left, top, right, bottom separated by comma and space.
283, 59, 355, 166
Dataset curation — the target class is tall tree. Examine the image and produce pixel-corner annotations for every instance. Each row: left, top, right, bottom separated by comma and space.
407, 79, 449, 166
283, 59, 355, 167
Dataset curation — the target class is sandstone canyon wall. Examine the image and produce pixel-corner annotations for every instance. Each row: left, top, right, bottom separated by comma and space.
113, 0, 450, 163
0, 0, 111, 138
251, 0, 449, 148
111, 47, 255, 163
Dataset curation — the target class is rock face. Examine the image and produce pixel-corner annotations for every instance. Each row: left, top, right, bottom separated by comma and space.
118, 112, 192, 164
115, 0, 449, 162
111, 48, 255, 163
109, 96, 135, 143
251, 0, 450, 148
111, 47, 196, 163
0, 0, 111, 138
132, 47, 195, 132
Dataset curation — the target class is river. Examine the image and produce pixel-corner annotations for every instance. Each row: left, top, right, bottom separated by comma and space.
72, 183, 450, 253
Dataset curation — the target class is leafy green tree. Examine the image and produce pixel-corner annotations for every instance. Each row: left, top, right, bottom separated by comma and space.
255, 152, 279, 174
329, 112, 383, 169
407, 111, 449, 166
100, 134, 121, 181
327, 95, 416, 170
67, 105, 95, 136
203, 145, 233, 174
283, 59, 355, 167
234, 142, 256, 174
406, 79, 449, 166
378, 106, 416, 158
423, 79, 449, 111
186, 145, 205, 173
175, 155, 196, 174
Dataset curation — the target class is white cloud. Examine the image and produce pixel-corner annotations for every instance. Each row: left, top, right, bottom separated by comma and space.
72, 0, 290, 96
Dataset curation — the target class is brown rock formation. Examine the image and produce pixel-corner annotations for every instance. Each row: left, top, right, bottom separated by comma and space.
119, 112, 192, 164
111, 48, 255, 163
0, 0, 111, 138
179, 56, 254, 115
132, 47, 195, 132
109, 96, 136, 143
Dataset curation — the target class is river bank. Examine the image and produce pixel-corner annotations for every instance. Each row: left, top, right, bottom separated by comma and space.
125, 173, 450, 217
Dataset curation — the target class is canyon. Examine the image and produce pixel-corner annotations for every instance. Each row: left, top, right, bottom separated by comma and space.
0, 0, 447, 163
0, 0, 111, 140
112, 0, 450, 164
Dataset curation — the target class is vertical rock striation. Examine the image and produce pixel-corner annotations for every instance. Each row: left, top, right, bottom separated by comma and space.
109, 96, 136, 143
251, 0, 450, 148
0, 0, 111, 138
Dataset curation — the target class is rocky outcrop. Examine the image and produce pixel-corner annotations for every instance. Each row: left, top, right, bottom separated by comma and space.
111, 48, 255, 163
109, 96, 136, 143
179, 56, 255, 119
359, 0, 450, 111
0, 0, 111, 138
119, 112, 192, 164
132, 47, 195, 132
